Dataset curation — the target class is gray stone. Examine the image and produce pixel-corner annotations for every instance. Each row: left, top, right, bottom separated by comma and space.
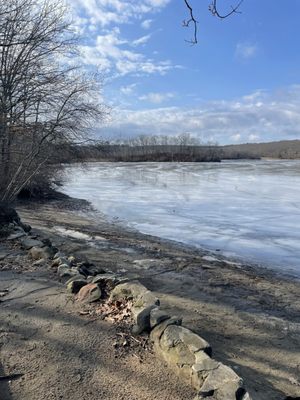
65, 275, 87, 285
32, 259, 46, 267
77, 263, 106, 277
92, 273, 120, 288
150, 308, 170, 329
150, 316, 182, 343
57, 265, 79, 279
131, 304, 157, 334
21, 238, 44, 250
109, 281, 149, 302
199, 363, 243, 395
52, 257, 70, 268
193, 358, 219, 373
134, 290, 160, 308
66, 280, 87, 294
191, 353, 220, 390
161, 325, 211, 355
29, 246, 53, 260
7, 231, 26, 240
54, 251, 65, 259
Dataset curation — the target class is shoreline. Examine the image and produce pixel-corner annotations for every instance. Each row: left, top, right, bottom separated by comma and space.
15, 195, 300, 399
22, 191, 299, 281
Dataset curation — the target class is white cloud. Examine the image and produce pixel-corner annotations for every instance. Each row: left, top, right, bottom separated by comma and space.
141, 19, 153, 29
139, 92, 175, 103
235, 42, 258, 60
69, 0, 170, 29
96, 85, 300, 144
231, 134, 241, 142
78, 28, 179, 77
248, 134, 260, 142
131, 34, 152, 47
120, 83, 138, 95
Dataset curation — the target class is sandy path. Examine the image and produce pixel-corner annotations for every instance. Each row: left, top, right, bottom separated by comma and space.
15, 199, 300, 400
0, 268, 194, 400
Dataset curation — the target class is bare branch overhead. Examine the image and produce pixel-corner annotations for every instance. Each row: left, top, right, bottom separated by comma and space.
183, 0, 244, 44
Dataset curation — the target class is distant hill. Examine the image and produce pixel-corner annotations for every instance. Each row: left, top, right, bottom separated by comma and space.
220, 140, 300, 159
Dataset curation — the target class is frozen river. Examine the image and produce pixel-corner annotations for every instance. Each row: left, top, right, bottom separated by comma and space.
62, 160, 300, 276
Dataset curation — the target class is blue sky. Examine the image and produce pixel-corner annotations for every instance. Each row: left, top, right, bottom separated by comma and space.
69, 0, 300, 144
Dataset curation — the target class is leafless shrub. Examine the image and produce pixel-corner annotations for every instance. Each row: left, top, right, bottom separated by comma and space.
0, 0, 106, 202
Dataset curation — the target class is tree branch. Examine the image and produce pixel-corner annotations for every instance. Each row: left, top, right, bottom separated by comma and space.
183, 0, 244, 44
182, 0, 198, 44
209, 0, 244, 19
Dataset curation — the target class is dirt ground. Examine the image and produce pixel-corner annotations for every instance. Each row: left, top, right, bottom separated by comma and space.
1, 197, 300, 400
0, 260, 195, 400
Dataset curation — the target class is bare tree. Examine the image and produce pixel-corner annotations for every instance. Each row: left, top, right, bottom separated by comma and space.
183, 0, 244, 44
0, 0, 106, 202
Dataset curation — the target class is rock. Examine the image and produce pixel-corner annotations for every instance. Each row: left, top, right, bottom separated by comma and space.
150, 308, 170, 329
29, 246, 54, 260
57, 265, 79, 279
21, 238, 44, 250
77, 283, 102, 303
191, 353, 220, 390
66, 280, 87, 294
109, 281, 149, 302
153, 325, 212, 385
198, 363, 243, 399
51, 257, 70, 268
157, 325, 206, 352
92, 273, 121, 290
193, 358, 219, 373
41, 238, 52, 247
161, 325, 211, 355
150, 316, 182, 343
54, 251, 65, 259
68, 256, 76, 264
131, 304, 157, 334
31, 259, 46, 267
7, 231, 26, 240
19, 222, 31, 232
134, 290, 160, 308
65, 275, 87, 285
77, 262, 106, 277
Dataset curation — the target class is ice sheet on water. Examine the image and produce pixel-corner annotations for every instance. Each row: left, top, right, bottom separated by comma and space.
61, 160, 300, 276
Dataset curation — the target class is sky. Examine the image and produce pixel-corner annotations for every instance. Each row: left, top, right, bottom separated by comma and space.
68, 0, 300, 145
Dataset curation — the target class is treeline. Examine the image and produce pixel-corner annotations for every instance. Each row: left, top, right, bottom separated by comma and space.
221, 140, 300, 160
55, 138, 300, 163
54, 143, 222, 162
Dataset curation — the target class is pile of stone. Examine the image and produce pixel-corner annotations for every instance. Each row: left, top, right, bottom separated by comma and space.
109, 281, 251, 400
